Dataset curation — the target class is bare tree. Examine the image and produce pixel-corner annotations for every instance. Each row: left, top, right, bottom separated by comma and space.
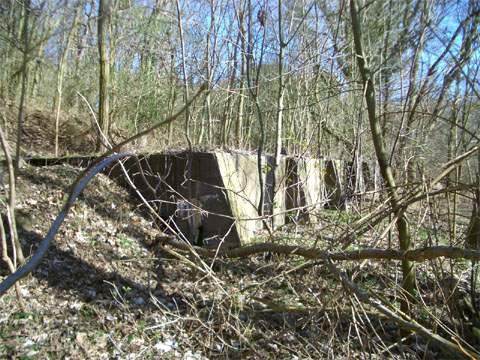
349, 0, 415, 314
54, 1, 82, 156
15, 0, 30, 176
97, 0, 111, 150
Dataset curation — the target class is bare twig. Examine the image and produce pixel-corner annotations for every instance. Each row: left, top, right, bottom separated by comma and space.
323, 257, 478, 358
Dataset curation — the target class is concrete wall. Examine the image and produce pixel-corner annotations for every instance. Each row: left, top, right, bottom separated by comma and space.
285, 157, 324, 223
215, 152, 264, 244
23, 152, 373, 247
323, 159, 346, 209
106, 151, 359, 246
264, 155, 286, 229
108, 152, 242, 248
213, 151, 286, 242
107, 151, 288, 248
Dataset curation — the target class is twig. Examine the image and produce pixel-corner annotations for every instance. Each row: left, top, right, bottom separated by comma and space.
0, 117, 24, 265
323, 255, 479, 358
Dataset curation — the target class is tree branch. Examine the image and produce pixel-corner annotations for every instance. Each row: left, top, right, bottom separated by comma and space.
0, 84, 208, 297
160, 238, 480, 263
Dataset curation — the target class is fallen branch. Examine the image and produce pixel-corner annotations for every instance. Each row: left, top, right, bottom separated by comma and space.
160, 238, 480, 263
160, 236, 479, 357
323, 255, 479, 359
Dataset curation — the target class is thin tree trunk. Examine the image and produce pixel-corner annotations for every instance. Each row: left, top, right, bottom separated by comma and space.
108, 0, 118, 128
266, 0, 287, 225
221, 32, 240, 147
274, 0, 285, 169
391, 0, 428, 175
349, 0, 415, 315
235, 5, 247, 148
97, 0, 110, 151
246, 0, 267, 218
15, 0, 30, 177
174, 0, 194, 207
0, 1, 17, 99
1, 118, 25, 266
72, 0, 92, 111
0, 122, 25, 307
447, 78, 461, 243
29, 42, 44, 99
199, 25, 210, 145
201, 0, 216, 146
167, 52, 177, 146
54, 3, 81, 156
175, 0, 191, 149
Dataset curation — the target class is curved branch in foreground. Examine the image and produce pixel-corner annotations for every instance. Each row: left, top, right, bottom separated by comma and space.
0, 85, 208, 297
0, 153, 130, 297
160, 238, 480, 263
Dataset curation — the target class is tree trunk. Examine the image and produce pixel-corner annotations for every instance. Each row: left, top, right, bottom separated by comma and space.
201, 0, 216, 146
235, 4, 247, 148
349, 0, 415, 315
245, 0, 267, 217
175, 0, 191, 149
97, 0, 111, 151
221, 32, 239, 147
167, 52, 177, 146
108, 1, 118, 127
274, 0, 285, 170
54, 4, 81, 156
15, 0, 30, 179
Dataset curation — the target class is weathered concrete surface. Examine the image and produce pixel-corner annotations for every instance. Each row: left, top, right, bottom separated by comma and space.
284, 157, 366, 218
264, 155, 286, 229
323, 159, 346, 209
106, 151, 288, 247
108, 152, 241, 248
285, 157, 324, 222
345, 160, 378, 197
215, 152, 263, 244
214, 151, 286, 242
21, 151, 358, 247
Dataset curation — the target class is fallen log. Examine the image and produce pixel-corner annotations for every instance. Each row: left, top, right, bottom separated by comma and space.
159, 237, 480, 263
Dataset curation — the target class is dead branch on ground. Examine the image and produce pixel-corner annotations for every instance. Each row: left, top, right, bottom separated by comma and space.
160, 237, 480, 263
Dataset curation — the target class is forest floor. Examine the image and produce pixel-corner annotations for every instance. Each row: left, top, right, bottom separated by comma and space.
0, 163, 477, 359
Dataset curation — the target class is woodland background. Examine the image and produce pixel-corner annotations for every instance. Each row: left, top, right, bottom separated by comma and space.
1, 0, 480, 358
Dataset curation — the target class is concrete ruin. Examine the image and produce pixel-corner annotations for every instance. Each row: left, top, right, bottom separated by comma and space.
104, 151, 372, 248
21, 151, 373, 248
106, 151, 289, 248
285, 157, 325, 223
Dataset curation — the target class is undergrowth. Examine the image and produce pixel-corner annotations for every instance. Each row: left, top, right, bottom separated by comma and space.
0, 164, 479, 359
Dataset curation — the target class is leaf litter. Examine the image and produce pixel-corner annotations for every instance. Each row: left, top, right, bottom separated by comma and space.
0, 163, 448, 359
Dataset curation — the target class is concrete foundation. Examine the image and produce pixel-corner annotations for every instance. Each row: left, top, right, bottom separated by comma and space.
22, 151, 361, 248
107, 151, 289, 248
285, 157, 324, 223
106, 151, 358, 246
324, 159, 346, 209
